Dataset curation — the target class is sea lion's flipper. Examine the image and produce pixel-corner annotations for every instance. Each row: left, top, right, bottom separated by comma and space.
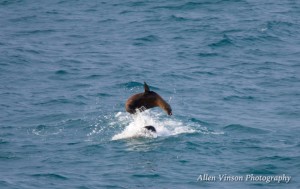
144, 82, 150, 93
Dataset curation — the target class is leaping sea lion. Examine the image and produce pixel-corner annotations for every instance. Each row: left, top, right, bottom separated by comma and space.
125, 82, 172, 115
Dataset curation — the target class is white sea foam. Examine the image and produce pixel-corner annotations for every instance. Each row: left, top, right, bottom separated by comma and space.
111, 110, 196, 140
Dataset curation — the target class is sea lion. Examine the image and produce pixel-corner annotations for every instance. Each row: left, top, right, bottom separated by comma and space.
144, 125, 156, 132
125, 82, 172, 115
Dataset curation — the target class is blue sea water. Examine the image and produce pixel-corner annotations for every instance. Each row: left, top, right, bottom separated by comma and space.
1, 0, 300, 188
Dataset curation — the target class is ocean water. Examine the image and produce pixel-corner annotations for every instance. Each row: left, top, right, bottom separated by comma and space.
1, 0, 300, 188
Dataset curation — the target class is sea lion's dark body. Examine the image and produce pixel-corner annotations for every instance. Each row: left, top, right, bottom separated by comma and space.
125, 82, 172, 115
144, 125, 156, 132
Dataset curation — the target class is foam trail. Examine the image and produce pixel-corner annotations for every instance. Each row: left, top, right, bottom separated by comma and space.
111, 110, 196, 140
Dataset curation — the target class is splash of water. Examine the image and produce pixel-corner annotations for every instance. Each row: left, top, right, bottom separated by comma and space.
111, 110, 196, 140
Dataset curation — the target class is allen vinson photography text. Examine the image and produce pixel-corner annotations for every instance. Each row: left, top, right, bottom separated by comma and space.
197, 174, 291, 184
